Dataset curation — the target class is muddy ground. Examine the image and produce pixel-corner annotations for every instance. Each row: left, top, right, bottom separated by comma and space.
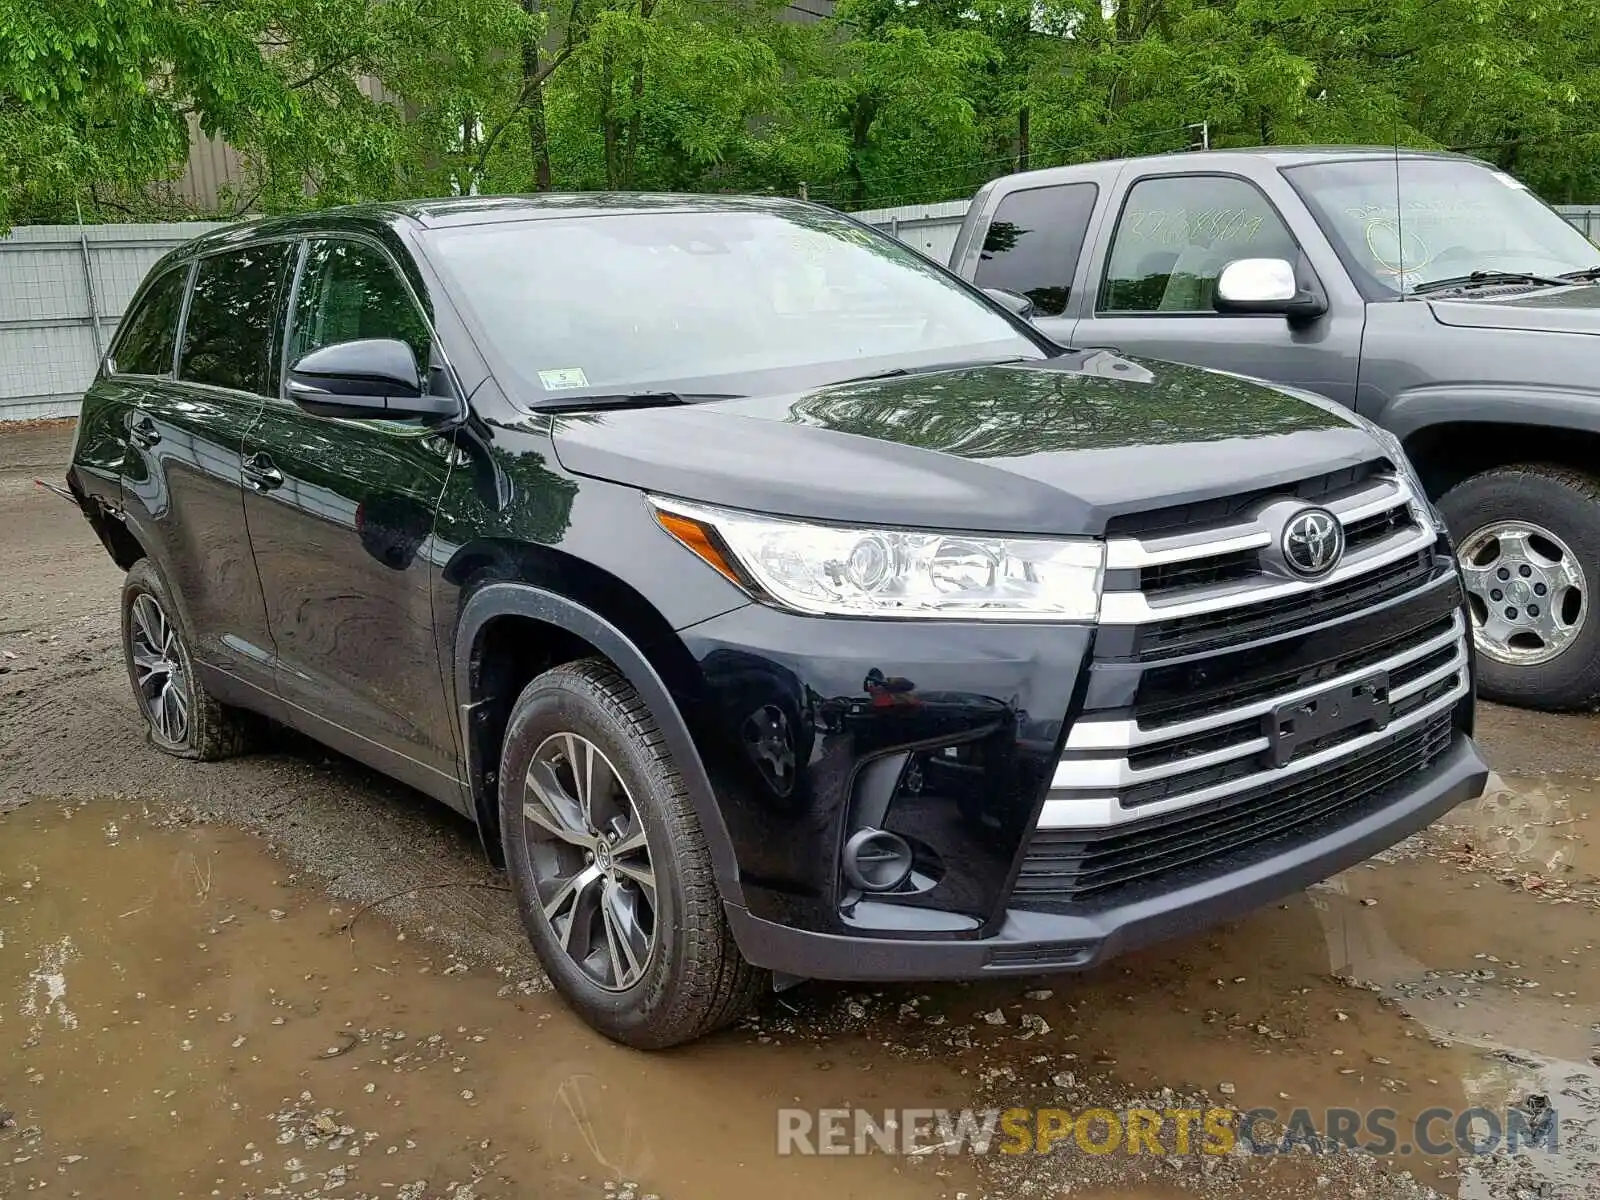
3, 420, 1598, 1200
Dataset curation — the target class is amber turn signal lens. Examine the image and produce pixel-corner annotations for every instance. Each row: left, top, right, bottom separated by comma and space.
654, 510, 743, 586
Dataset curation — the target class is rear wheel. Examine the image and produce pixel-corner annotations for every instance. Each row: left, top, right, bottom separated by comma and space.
120, 560, 256, 759
498, 658, 764, 1048
1438, 464, 1600, 711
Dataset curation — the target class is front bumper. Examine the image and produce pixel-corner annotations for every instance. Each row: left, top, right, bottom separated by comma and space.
724, 732, 1486, 980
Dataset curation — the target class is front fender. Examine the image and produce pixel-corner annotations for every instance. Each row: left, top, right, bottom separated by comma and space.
453, 582, 746, 908
1374, 384, 1600, 442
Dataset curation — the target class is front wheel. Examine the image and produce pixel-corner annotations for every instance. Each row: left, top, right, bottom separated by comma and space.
498, 658, 765, 1048
1438, 464, 1600, 711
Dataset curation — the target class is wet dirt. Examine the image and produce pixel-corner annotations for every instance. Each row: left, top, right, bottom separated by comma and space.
1, 800, 972, 1200
6, 420, 1600, 1199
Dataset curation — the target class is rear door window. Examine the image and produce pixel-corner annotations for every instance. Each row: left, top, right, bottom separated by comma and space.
178, 243, 295, 394
111, 267, 189, 376
973, 183, 1098, 316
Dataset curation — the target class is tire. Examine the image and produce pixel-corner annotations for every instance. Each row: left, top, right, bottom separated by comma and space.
498, 658, 765, 1048
1437, 464, 1600, 711
120, 559, 257, 759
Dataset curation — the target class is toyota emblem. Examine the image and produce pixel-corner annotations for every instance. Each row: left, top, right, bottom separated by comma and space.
1282, 507, 1344, 578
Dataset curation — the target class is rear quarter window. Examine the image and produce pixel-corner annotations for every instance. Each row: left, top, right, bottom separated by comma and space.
110, 267, 188, 376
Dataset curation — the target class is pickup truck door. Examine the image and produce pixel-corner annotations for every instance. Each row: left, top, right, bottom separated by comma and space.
1071, 167, 1364, 406
963, 178, 1104, 348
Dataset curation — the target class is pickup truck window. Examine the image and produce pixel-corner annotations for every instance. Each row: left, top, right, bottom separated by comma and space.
1282, 158, 1598, 296
1100, 175, 1298, 313
110, 266, 188, 377
973, 183, 1097, 316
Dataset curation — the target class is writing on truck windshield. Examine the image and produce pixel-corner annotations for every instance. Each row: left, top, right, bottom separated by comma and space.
1282, 158, 1598, 294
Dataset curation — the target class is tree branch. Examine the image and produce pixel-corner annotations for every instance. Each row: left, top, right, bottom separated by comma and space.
471, 36, 581, 177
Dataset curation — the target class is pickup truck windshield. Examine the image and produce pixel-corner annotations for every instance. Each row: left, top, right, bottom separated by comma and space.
424, 207, 1045, 405
1282, 158, 1597, 296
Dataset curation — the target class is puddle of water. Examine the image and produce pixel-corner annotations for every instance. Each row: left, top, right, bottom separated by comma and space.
0, 800, 971, 1199
5, 770, 1597, 1199
1433, 770, 1599, 885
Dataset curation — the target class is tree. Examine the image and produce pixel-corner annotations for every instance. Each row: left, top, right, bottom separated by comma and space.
8, 0, 1600, 227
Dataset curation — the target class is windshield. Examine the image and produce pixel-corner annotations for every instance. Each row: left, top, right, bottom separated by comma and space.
1282, 158, 1597, 295
423, 206, 1046, 404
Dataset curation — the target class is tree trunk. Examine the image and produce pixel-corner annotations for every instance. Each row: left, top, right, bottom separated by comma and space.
601, 46, 619, 189
620, 0, 656, 189
848, 94, 876, 207
522, 0, 552, 190
1018, 106, 1030, 172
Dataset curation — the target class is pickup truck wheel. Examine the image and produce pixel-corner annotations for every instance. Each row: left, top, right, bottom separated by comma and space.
120, 560, 256, 759
498, 658, 766, 1048
1438, 465, 1600, 711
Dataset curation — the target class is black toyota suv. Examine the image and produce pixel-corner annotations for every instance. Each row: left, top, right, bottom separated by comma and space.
66, 195, 1488, 1048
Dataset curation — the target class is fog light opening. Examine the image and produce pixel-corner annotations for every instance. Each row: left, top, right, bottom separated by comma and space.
842, 828, 915, 892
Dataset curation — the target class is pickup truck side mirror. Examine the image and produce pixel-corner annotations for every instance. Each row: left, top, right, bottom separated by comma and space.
1214, 258, 1328, 322
982, 287, 1036, 321
287, 338, 459, 421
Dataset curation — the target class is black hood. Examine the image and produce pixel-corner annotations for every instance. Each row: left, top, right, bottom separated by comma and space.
550, 353, 1381, 536
1430, 283, 1600, 336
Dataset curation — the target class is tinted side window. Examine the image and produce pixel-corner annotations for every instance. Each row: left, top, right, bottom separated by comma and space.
111, 267, 188, 376
974, 183, 1098, 317
287, 239, 432, 375
1099, 176, 1298, 313
178, 244, 294, 393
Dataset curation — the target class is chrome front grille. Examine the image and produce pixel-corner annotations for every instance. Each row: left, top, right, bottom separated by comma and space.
1098, 473, 1438, 658
1012, 466, 1467, 910
1043, 610, 1468, 830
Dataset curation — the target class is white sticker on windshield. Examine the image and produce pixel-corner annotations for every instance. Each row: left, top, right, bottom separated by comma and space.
538, 367, 589, 391
1491, 171, 1529, 189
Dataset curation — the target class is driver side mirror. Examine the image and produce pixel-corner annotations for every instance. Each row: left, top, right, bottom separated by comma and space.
287, 338, 458, 420
983, 287, 1036, 321
1214, 258, 1328, 322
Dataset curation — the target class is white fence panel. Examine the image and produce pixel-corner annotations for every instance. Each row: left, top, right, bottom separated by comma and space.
852, 200, 971, 263
0, 222, 225, 421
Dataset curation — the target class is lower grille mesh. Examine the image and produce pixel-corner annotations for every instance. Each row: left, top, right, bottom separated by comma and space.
1013, 713, 1455, 910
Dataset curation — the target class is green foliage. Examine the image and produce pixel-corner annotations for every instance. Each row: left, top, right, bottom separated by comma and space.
7, 0, 1600, 231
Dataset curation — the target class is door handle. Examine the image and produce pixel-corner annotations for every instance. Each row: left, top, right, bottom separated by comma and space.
242, 452, 284, 492
128, 414, 161, 448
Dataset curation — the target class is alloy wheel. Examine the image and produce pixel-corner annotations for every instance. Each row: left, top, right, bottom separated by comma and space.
1458, 520, 1588, 666
521, 732, 657, 992
130, 593, 190, 744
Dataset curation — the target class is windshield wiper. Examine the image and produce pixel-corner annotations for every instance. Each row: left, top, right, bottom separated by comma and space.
1557, 265, 1600, 283
835, 355, 1031, 386
1408, 269, 1569, 296
537, 391, 741, 413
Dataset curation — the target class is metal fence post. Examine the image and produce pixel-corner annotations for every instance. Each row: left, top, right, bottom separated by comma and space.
74, 200, 106, 361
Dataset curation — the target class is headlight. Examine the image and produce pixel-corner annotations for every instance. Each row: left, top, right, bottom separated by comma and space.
650, 496, 1104, 620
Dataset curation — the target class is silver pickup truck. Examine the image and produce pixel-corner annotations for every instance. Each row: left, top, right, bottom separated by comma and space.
950, 147, 1600, 712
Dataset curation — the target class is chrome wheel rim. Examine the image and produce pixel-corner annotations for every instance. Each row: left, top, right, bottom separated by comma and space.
130, 593, 190, 744
1458, 520, 1588, 666
522, 733, 657, 993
